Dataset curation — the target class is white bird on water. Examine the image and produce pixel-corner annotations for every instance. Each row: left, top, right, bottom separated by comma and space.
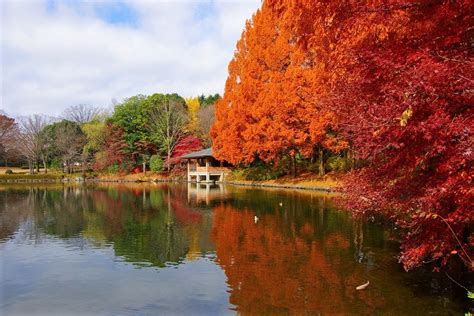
254, 216, 259, 223
356, 281, 370, 290
279, 202, 283, 207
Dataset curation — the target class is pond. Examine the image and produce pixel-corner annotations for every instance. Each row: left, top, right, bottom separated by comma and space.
0, 183, 469, 315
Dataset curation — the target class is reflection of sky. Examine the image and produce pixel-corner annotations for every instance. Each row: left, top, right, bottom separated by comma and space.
1, 236, 233, 315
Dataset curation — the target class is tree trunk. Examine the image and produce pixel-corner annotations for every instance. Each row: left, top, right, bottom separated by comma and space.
167, 144, 171, 172
292, 155, 297, 177
5, 157, 7, 168
29, 160, 34, 174
318, 146, 325, 176
287, 155, 292, 175
42, 155, 48, 174
36, 160, 40, 173
348, 147, 355, 171
143, 161, 146, 175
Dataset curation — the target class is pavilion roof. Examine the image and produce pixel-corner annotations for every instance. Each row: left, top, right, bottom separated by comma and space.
180, 148, 213, 159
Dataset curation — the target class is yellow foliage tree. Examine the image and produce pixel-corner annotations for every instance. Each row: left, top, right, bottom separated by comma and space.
185, 97, 200, 134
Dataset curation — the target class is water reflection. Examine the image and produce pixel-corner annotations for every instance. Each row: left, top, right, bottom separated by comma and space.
40, 185, 214, 267
0, 184, 469, 315
211, 203, 394, 314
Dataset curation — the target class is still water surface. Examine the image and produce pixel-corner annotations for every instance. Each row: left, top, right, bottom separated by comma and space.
0, 183, 468, 315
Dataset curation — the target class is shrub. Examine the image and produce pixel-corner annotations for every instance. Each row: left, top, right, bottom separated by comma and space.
106, 163, 119, 174
150, 155, 164, 172
228, 161, 285, 181
227, 168, 247, 181
327, 156, 350, 172
119, 159, 133, 173
4, 169, 13, 174
245, 165, 283, 181
49, 158, 62, 170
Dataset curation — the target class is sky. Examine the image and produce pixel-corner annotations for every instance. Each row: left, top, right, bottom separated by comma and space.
0, 0, 260, 117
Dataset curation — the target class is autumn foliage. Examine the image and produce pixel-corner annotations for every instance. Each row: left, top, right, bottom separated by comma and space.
212, 0, 473, 270
211, 204, 419, 314
211, 4, 346, 166
0, 114, 19, 165
169, 134, 203, 165
93, 124, 127, 171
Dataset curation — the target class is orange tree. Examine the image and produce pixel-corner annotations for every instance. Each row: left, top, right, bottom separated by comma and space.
211, 1, 346, 171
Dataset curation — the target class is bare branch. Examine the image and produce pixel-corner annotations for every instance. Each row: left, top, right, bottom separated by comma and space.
63, 104, 102, 124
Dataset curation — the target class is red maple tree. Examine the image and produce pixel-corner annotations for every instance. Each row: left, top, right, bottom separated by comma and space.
93, 124, 128, 171
214, 0, 473, 270
169, 134, 203, 165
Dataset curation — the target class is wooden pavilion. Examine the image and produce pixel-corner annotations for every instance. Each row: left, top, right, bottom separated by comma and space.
181, 148, 232, 183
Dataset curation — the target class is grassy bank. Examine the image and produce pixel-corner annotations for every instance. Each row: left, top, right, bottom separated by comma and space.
0, 168, 339, 192
0, 173, 80, 183
226, 171, 340, 192
0, 167, 81, 183
93, 170, 186, 183
92, 168, 339, 191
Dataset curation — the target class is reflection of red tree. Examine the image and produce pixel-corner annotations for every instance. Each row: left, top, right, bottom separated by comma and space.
170, 198, 202, 225
91, 190, 126, 236
159, 186, 203, 225
130, 187, 143, 196
211, 204, 385, 314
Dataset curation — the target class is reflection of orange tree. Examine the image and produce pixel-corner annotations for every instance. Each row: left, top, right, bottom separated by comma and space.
211, 204, 384, 315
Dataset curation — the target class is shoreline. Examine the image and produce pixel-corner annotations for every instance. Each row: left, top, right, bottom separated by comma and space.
0, 174, 337, 192
225, 180, 334, 192
0, 176, 336, 193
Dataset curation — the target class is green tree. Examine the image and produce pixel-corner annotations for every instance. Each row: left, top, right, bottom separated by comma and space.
110, 95, 150, 155
198, 94, 220, 107
82, 118, 107, 154
81, 115, 109, 170
149, 154, 164, 172
147, 93, 189, 172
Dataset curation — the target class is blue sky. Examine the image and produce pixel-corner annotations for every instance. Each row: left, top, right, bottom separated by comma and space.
1, 0, 260, 116
46, 0, 141, 27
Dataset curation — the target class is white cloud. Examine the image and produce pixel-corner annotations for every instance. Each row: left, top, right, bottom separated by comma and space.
0, 0, 260, 117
